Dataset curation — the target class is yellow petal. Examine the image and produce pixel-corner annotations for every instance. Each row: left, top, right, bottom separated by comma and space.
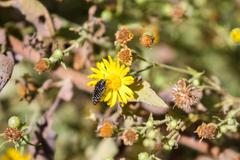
87, 80, 98, 86
102, 59, 110, 69
120, 67, 130, 77
118, 90, 127, 104
109, 91, 118, 107
123, 76, 134, 85
116, 60, 120, 69
90, 67, 100, 74
119, 64, 125, 73
104, 91, 112, 102
122, 85, 134, 96
120, 87, 131, 99
96, 62, 106, 72
108, 56, 113, 63
88, 74, 101, 79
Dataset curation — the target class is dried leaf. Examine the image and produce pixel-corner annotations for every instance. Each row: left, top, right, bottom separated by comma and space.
57, 79, 73, 101
133, 81, 169, 108
0, 0, 55, 38
9, 36, 41, 63
0, 54, 14, 93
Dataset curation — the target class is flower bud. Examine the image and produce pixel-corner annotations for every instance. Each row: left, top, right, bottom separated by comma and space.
220, 125, 227, 133
138, 152, 149, 160
168, 120, 178, 130
8, 116, 21, 129
143, 138, 155, 148
146, 121, 154, 128
101, 10, 113, 22
226, 125, 237, 132
139, 34, 154, 48
98, 121, 114, 138
146, 130, 157, 139
163, 143, 172, 150
227, 118, 235, 125
35, 58, 51, 73
168, 139, 175, 147
49, 49, 63, 63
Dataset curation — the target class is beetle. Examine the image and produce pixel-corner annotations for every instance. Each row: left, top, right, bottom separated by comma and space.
92, 79, 106, 105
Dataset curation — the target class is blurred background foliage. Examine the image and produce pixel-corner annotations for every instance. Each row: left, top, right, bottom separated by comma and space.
0, 0, 240, 159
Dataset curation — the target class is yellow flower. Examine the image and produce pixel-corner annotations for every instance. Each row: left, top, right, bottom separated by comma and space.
1, 148, 31, 160
88, 56, 135, 107
230, 28, 240, 43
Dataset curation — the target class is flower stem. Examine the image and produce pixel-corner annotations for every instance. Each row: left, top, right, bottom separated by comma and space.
156, 63, 191, 75
0, 141, 10, 148
22, 137, 41, 147
63, 36, 85, 54
131, 64, 154, 75
154, 119, 168, 126
135, 54, 192, 75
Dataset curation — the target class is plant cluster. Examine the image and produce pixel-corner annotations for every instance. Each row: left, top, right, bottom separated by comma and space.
0, 0, 240, 160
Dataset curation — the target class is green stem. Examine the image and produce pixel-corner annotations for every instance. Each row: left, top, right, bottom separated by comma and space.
131, 64, 154, 75
0, 141, 10, 148
63, 36, 85, 54
166, 130, 177, 139
217, 108, 240, 127
135, 54, 192, 75
156, 63, 191, 75
154, 119, 168, 126
150, 155, 161, 160
22, 137, 41, 147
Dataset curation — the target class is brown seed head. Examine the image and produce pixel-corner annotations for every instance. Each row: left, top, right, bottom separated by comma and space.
4, 127, 22, 142
172, 79, 202, 112
139, 34, 154, 48
98, 121, 114, 138
121, 128, 139, 146
195, 123, 217, 140
35, 58, 51, 73
115, 27, 133, 45
117, 47, 133, 66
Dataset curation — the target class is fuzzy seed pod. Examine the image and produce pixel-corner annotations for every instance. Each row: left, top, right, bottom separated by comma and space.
98, 121, 114, 138
121, 128, 139, 146
4, 127, 22, 142
172, 79, 202, 112
117, 47, 133, 66
35, 58, 51, 73
139, 34, 154, 48
195, 123, 217, 140
115, 27, 133, 45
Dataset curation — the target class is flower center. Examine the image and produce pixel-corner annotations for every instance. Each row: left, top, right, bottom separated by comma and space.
107, 74, 122, 90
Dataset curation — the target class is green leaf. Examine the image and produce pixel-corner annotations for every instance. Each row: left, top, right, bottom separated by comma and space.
132, 81, 169, 108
